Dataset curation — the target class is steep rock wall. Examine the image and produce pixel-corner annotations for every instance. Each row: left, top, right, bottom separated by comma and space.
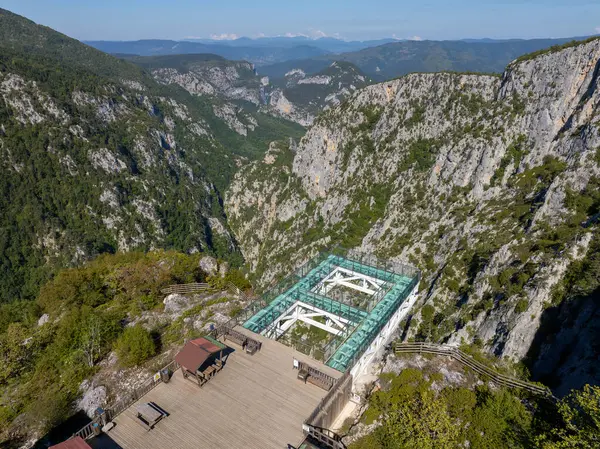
226, 40, 600, 393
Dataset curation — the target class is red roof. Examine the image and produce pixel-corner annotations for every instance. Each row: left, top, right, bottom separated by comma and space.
190, 337, 222, 353
49, 437, 93, 449
175, 337, 223, 373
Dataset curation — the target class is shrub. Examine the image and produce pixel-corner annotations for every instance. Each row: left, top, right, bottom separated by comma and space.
514, 299, 529, 314
225, 268, 252, 290
115, 325, 156, 367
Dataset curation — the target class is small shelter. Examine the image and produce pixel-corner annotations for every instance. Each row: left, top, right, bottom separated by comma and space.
175, 336, 226, 386
49, 437, 93, 449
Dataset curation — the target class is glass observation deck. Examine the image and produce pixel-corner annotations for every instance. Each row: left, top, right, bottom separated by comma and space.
242, 250, 420, 373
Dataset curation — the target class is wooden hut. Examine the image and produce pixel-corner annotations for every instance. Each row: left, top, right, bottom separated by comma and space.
174, 336, 226, 387
49, 437, 93, 449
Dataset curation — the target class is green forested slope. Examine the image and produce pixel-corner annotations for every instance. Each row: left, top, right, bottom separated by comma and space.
0, 8, 301, 303
0, 251, 248, 445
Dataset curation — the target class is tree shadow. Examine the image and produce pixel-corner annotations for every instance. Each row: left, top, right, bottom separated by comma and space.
88, 433, 124, 449
524, 288, 600, 396
32, 411, 91, 448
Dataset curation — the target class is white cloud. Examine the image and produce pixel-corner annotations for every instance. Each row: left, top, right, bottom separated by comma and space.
595, 27, 600, 34
408, 35, 423, 41
209, 33, 239, 41
205, 29, 342, 41
283, 32, 309, 38
310, 29, 328, 39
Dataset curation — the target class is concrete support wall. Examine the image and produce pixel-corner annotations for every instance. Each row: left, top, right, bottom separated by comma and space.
349, 283, 419, 386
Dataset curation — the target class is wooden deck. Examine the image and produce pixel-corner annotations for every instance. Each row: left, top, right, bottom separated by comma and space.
108, 328, 341, 449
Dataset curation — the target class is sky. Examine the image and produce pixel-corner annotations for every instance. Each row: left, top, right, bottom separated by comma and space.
2, 0, 600, 42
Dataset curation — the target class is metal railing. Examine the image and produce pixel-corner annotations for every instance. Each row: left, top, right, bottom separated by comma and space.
72, 360, 180, 440
305, 371, 352, 428
73, 421, 97, 441
302, 370, 352, 449
304, 426, 347, 449
395, 342, 553, 397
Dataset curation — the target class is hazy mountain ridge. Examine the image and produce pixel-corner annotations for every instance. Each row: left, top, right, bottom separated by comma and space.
183, 36, 400, 53
85, 39, 330, 66
259, 37, 585, 80
225, 38, 600, 395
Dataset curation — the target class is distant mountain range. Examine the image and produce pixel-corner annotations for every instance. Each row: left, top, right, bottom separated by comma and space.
86, 36, 593, 80
84, 39, 330, 66
258, 37, 589, 81
182, 36, 400, 53
121, 53, 370, 126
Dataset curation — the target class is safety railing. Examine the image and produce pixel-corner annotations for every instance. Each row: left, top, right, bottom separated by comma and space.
72, 360, 180, 440
395, 342, 553, 397
302, 370, 352, 449
73, 421, 97, 440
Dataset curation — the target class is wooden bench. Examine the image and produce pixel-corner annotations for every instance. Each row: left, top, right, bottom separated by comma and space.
214, 359, 224, 372
307, 375, 333, 391
135, 414, 152, 431
224, 331, 247, 348
135, 402, 166, 430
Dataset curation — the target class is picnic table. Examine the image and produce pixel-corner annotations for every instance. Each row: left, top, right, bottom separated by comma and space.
136, 403, 165, 430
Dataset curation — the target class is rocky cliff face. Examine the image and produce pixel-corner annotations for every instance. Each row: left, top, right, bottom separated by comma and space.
143, 56, 370, 127
152, 60, 262, 105
0, 66, 241, 300
226, 39, 600, 393
267, 62, 371, 126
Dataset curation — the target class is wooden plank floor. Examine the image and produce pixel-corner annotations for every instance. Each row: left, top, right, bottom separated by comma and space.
109, 329, 340, 449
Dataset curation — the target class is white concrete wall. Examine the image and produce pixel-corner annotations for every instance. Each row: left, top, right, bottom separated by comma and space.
350, 283, 419, 387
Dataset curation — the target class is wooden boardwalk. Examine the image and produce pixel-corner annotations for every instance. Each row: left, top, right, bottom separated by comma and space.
109, 328, 341, 449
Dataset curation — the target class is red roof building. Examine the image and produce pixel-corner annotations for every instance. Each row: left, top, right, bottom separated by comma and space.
175, 336, 226, 373
49, 436, 93, 449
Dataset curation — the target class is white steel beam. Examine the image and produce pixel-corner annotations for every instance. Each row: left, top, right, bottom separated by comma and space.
297, 316, 344, 336
262, 300, 354, 339
314, 265, 387, 296
328, 279, 377, 295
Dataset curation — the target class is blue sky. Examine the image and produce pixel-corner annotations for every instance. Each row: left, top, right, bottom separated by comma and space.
2, 0, 600, 41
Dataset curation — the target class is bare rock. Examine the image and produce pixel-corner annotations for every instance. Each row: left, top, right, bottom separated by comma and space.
199, 255, 218, 276
37, 313, 49, 327
225, 39, 600, 394
77, 381, 107, 418
219, 261, 230, 278
163, 293, 191, 315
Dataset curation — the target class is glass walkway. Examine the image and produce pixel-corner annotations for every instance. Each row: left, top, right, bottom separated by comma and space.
243, 252, 420, 373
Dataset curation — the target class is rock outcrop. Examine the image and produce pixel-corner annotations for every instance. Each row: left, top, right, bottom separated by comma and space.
144, 56, 370, 127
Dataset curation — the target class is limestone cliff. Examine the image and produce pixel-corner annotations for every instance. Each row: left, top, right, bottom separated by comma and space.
138, 55, 370, 127
226, 39, 600, 394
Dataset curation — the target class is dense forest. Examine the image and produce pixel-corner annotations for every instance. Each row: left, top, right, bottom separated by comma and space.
350, 368, 599, 449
